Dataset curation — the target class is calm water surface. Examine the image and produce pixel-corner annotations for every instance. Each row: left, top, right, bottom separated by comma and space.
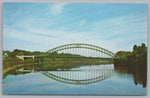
3, 64, 147, 95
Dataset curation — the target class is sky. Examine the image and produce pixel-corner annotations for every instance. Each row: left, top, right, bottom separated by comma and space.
3, 3, 147, 53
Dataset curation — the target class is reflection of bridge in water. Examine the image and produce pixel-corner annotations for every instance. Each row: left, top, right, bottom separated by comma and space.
41, 69, 114, 85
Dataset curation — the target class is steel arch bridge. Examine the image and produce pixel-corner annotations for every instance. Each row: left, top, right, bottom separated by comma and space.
45, 43, 116, 58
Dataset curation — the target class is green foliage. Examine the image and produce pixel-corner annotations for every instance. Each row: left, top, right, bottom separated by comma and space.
3, 57, 23, 70
132, 43, 147, 65
44, 52, 85, 58
3, 49, 44, 57
115, 43, 147, 67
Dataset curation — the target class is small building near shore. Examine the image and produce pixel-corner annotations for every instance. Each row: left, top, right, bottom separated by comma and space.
16, 55, 37, 60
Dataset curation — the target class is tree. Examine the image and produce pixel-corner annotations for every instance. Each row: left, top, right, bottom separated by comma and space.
18, 52, 24, 56
133, 45, 137, 50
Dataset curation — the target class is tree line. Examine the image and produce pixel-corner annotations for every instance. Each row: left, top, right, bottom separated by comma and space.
3, 49, 44, 57
114, 43, 147, 69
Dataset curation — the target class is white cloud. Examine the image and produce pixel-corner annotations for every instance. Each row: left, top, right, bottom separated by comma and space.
79, 20, 86, 26
4, 14, 147, 53
50, 3, 68, 15
3, 4, 147, 53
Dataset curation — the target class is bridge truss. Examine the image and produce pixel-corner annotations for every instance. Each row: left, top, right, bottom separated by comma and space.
45, 43, 116, 58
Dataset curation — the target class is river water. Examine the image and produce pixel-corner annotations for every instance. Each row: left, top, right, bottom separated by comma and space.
3, 64, 147, 95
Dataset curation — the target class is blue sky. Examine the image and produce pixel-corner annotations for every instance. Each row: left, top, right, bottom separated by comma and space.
3, 3, 147, 53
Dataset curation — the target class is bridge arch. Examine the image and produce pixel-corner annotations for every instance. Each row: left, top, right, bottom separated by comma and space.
46, 43, 116, 58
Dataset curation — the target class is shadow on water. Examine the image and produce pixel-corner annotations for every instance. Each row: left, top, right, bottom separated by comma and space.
114, 64, 147, 88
